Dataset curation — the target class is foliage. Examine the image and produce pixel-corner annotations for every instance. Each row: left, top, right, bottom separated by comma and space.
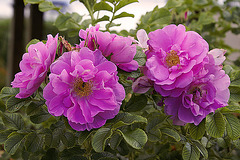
0, 0, 240, 159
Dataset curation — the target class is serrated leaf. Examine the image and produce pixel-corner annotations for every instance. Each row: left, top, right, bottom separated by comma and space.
0, 129, 13, 144
147, 129, 162, 142
198, 12, 215, 25
1, 113, 24, 130
150, 8, 171, 26
26, 39, 40, 52
189, 119, 205, 140
6, 96, 29, 112
95, 15, 110, 23
118, 128, 147, 149
109, 112, 147, 129
78, 130, 93, 145
42, 148, 59, 160
206, 112, 225, 138
161, 128, 181, 142
192, 140, 208, 159
224, 113, 240, 140
24, 132, 42, 153
115, 0, 138, 12
229, 86, 240, 102
26, 101, 45, 116
113, 12, 134, 20
39, 1, 61, 12
92, 152, 118, 160
134, 46, 146, 66
4, 132, 26, 155
60, 146, 86, 160
182, 142, 200, 160
165, 0, 184, 9
124, 94, 147, 112
0, 87, 19, 99
30, 105, 51, 124
92, 128, 113, 152
0, 99, 5, 112
94, 1, 113, 12
109, 132, 122, 150
55, 13, 80, 31
61, 132, 76, 148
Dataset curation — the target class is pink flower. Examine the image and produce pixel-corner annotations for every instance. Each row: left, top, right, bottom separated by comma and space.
78, 25, 138, 72
145, 24, 209, 97
132, 76, 153, 93
43, 47, 125, 131
164, 56, 230, 125
208, 49, 226, 65
136, 29, 149, 49
11, 34, 58, 98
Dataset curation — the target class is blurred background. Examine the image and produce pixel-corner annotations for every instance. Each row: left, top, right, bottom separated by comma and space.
0, 0, 239, 89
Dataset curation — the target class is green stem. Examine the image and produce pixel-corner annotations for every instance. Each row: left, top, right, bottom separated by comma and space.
84, 0, 95, 25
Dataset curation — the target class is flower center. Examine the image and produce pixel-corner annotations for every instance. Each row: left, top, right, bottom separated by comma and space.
73, 78, 92, 97
165, 50, 180, 67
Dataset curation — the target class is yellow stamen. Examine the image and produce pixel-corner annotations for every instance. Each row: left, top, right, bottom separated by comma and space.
165, 50, 180, 67
73, 78, 92, 97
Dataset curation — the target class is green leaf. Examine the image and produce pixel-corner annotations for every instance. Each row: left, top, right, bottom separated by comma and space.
94, 1, 113, 12
224, 113, 240, 140
109, 112, 147, 129
26, 39, 40, 52
118, 128, 147, 149
134, 46, 146, 66
165, 0, 184, 9
24, 132, 42, 153
92, 152, 118, 160
70, 0, 77, 3
26, 101, 45, 116
6, 96, 29, 112
60, 146, 86, 160
206, 112, 226, 138
39, 1, 61, 12
23, 0, 43, 5
192, 140, 208, 159
30, 105, 51, 124
229, 86, 240, 102
109, 132, 123, 150
92, 128, 113, 152
1, 113, 24, 130
146, 114, 168, 142
4, 132, 26, 155
115, 0, 138, 12
55, 13, 81, 31
198, 12, 215, 25
71, 12, 83, 23
151, 8, 171, 26
221, 103, 240, 113
189, 119, 205, 140
124, 94, 147, 112
42, 148, 59, 160
0, 129, 14, 144
61, 132, 76, 148
0, 87, 19, 99
0, 99, 5, 112
78, 130, 93, 145
95, 15, 110, 23
161, 128, 181, 142
113, 12, 134, 20
182, 142, 200, 160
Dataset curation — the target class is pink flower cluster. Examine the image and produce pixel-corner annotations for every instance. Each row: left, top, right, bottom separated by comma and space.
78, 24, 138, 72
133, 24, 230, 125
12, 24, 141, 131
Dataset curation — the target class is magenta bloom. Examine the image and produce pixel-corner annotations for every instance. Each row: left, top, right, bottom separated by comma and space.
164, 56, 230, 125
11, 34, 58, 98
43, 47, 125, 131
79, 25, 138, 72
145, 24, 209, 97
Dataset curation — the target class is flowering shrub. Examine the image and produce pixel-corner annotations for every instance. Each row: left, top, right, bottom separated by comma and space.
0, 0, 240, 160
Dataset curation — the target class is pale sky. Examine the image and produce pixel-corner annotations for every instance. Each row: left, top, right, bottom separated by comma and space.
0, 0, 166, 31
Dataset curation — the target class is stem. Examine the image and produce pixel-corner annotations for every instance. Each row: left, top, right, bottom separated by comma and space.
84, 0, 95, 25
106, 2, 117, 31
